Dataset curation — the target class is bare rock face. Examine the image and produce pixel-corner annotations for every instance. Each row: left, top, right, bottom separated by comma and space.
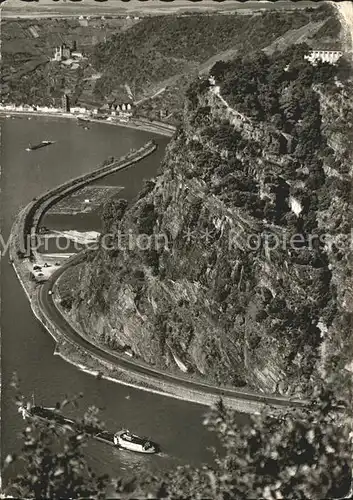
72, 48, 353, 395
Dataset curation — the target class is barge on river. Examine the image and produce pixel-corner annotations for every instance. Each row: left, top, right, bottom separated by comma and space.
18, 404, 159, 454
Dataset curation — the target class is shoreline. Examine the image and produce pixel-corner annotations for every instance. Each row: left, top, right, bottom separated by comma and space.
0, 110, 176, 137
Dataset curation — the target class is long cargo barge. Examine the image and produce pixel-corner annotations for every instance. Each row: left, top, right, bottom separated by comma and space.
18, 404, 159, 453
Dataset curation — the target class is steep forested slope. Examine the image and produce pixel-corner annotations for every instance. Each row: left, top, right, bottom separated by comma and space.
90, 5, 338, 121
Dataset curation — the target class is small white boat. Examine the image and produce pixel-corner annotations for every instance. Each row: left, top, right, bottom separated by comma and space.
113, 429, 157, 454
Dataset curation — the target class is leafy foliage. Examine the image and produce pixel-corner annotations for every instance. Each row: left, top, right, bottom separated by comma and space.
90, 6, 331, 119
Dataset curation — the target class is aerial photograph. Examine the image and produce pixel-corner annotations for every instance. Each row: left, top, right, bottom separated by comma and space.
0, 0, 353, 497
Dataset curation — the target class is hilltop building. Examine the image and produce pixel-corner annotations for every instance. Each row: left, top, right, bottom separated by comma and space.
304, 50, 343, 66
159, 109, 169, 119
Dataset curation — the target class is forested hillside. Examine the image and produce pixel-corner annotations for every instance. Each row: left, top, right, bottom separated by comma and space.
1, 4, 341, 119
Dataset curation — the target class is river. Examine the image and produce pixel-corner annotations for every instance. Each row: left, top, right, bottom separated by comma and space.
0, 114, 248, 484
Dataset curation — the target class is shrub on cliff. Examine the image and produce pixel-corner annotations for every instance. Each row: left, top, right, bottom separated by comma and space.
71, 32, 349, 394
60, 296, 73, 311
137, 202, 157, 236
16, 250, 25, 259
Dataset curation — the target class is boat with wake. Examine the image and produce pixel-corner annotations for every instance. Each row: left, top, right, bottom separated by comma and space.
26, 140, 55, 152
18, 403, 159, 454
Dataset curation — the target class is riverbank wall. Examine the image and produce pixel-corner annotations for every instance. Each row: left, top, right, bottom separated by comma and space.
31, 142, 157, 262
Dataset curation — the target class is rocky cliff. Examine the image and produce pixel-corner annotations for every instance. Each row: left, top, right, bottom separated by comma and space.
68, 46, 353, 396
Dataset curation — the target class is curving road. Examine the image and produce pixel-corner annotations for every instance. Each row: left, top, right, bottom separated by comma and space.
38, 257, 309, 411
